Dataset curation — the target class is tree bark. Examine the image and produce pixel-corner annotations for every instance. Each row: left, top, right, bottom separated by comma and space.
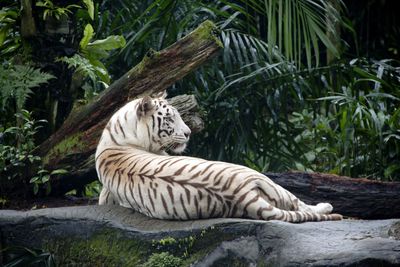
20, 0, 36, 37
266, 172, 400, 219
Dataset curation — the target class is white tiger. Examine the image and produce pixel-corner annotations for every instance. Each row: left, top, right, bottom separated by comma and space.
95, 93, 342, 222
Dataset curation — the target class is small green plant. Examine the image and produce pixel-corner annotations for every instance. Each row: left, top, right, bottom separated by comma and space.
36, 0, 80, 20
0, 110, 46, 181
84, 180, 102, 197
0, 110, 67, 195
142, 252, 182, 267
30, 169, 68, 195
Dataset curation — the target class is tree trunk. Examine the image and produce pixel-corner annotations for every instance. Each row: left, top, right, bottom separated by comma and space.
20, 0, 36, 37
266, 172, 400, 219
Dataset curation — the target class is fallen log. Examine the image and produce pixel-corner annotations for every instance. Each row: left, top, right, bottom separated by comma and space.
266, 172, 400, 219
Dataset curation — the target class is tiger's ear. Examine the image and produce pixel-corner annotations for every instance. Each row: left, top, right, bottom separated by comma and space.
137, 96, 155, 118
151, 90, 167, 99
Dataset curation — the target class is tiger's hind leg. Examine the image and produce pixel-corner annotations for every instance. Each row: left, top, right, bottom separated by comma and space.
257, 177, 334, 215
99, 187, 118, 205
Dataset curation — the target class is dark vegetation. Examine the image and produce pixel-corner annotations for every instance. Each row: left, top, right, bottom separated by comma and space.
0, 0, 399, 206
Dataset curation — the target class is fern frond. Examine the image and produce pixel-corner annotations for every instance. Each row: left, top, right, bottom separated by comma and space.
0, 63, 55, 111
56, 54, 98, 83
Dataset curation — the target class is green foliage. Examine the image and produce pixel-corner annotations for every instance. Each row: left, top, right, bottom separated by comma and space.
92, 0, 400, 181
57, 30, 126, 99
224, 0, 342, 67
0, 6, 20, 58
56, 0, 126, 100
82, 0, 94, 20
36, 0, 81, 20
0, 110, 46, 181
1, 0, 399, 201
312, 59, 400, 179
0, 62, 55, 114
96, 0, 340, 75
142, 252, 183, 267
83, 180, 102, 197
30, 169, 68, 195
0, 110, 68, 194
208, 57, 400, 180
81, 31, 126, 84
2, 246, 55, 267
56, 54, 102, 91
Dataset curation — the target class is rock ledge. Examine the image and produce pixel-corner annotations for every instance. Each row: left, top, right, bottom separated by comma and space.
1, 205, 399, 266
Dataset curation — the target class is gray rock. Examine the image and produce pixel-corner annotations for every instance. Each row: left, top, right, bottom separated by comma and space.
0, 205, 399, 266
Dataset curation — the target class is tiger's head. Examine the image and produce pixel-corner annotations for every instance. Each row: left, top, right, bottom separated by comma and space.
136, 94, 191, 154
98, 92, 191, 154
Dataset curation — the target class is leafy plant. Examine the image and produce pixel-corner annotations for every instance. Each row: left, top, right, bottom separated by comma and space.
36, 0, 81, 20
83, 180, 102, 197
58, 26, 126, 84
57, 0, 126, 100
0, 6, 20, 57
0, 110, 46, 181
282, 59, 400, 180
2, 246, 55, 267
314, 59, 400, 179
0, 110, 68, 194
30, 169, 68, 195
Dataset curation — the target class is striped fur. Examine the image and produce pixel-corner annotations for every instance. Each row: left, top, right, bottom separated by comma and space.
95, 94, 342, 222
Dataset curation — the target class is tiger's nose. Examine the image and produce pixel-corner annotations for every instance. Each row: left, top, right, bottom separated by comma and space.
184, 130, 191, 138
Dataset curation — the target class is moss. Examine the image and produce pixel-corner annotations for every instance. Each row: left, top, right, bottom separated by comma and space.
44, 228, 151, 266
43, 133, 85, 165
126, 20, 222, 84
142, 252, 183, 267
190, 20, 223, 48
38, 224, 246, 266
183, 228, 237, 265
127, 48, 161, 78
150, 226, 238, 266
